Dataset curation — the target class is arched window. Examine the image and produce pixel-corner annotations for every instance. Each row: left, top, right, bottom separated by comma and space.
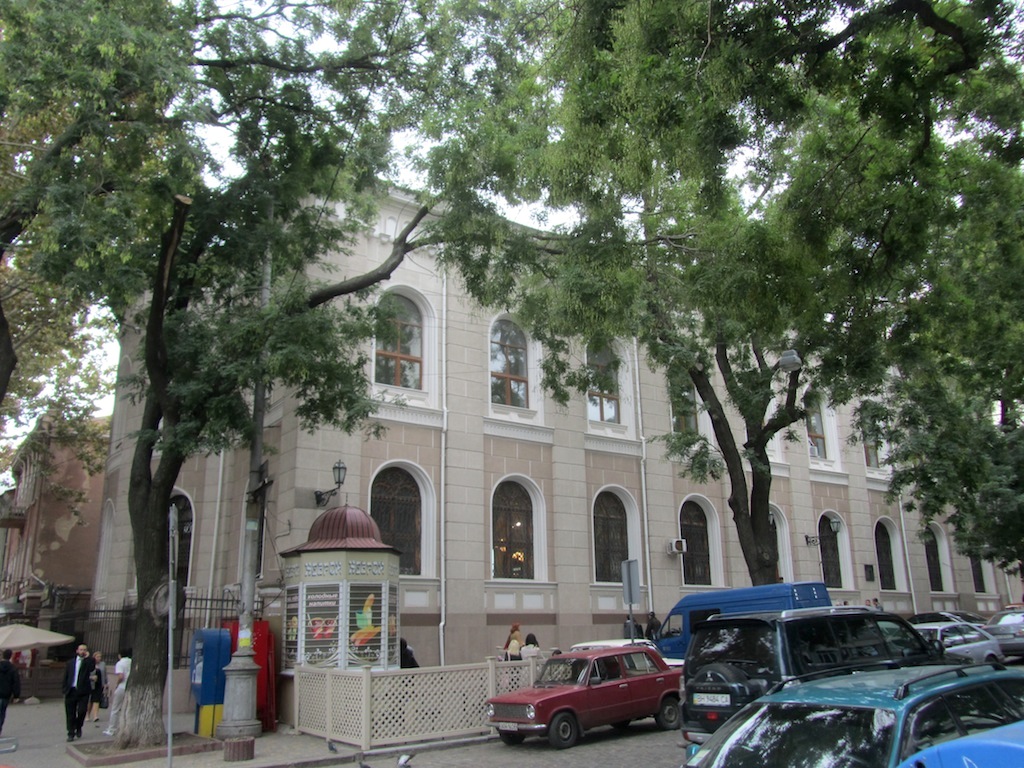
970, 556, 987, 593
593, 492, 628, 583
819, 517, 842, 588
586, 346, 620, 423
492, 482, 534, 579
806, 403, 827, 459
680, 501, 711, 585
370, 467, 422, 575
490, 320, 529, 407
671, 384, 699, 433
923, 529, 944, 592
375, 294, 423, 389
874, 523, 897, 591
170, 494, 193, 587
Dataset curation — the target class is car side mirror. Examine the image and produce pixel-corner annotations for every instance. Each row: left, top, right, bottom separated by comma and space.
930, 639, 945, 657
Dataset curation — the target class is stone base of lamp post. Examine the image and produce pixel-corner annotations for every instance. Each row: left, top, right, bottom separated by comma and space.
216, 648, 262, 743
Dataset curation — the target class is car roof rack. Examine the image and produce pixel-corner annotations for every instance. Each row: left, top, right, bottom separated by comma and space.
894, 661, 1007, 700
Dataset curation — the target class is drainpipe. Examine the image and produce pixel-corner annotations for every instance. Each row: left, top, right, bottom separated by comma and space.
205, 450, 226, 626
633, 340, 655, 612
438, 272, 449, 665
897, 494, 919, 614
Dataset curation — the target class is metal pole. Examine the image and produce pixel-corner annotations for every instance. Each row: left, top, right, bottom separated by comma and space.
168, 504, 177, 768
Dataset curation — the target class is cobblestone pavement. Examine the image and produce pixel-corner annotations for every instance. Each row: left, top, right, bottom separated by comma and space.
0, 698, 684, 768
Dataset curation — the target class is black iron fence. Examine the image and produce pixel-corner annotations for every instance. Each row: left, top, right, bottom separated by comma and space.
47, 594, 262, 668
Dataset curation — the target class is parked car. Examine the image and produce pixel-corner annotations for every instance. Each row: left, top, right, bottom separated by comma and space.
913, 621, 1004, 664
484, 645, 681, 749
569, 638, 685, 667
683, 663, 1024, 768
895, 719, 1024, 767
681, 605, 941, 743
984, 609, 1024, 657
910, 610, 988, 627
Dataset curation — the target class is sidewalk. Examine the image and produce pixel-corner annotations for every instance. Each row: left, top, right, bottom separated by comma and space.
0, 697, 482, 768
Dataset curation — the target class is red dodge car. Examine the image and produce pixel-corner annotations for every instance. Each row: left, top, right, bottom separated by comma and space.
484, 646, 681, 749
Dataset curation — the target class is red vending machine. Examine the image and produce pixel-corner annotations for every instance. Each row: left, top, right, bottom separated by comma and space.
222, 619, 277, 732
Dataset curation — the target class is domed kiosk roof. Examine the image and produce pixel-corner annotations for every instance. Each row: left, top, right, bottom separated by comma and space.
281, 504, 397, 554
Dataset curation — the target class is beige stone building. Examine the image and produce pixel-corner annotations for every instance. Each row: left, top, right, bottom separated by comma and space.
93, 192, 1013, 668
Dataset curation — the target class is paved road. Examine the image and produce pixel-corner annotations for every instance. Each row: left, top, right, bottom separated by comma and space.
0, 697, 684, 768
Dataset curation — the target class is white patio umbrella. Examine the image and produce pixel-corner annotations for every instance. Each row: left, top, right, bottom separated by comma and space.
0, 624, 74, 650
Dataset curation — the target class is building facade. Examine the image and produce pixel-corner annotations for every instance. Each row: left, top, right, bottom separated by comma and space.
93, 192, 1013, 668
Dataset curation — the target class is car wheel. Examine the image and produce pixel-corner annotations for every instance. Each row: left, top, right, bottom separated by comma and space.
694, 662, 748, 684
548, 712, 579, 749
655, 696, 681, 730
498, 731, 525, 745
985, 654, 999, 664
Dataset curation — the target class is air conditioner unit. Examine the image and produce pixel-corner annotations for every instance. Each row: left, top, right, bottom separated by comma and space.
667, 538, 686, 555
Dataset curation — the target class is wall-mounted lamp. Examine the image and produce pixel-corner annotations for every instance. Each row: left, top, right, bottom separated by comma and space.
778, 349, 803, 373
829, 518, 841, 533
314, 460, 347, 507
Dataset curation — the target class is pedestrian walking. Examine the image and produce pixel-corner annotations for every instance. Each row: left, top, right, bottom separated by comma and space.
0, 648, 21, 737
62, 643, 95, 741
103, 647, 131, 737
88, 650, 107, 724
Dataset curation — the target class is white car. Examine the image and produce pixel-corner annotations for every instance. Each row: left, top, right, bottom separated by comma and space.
569, 638, 685, 667
914, 621, 1005, 664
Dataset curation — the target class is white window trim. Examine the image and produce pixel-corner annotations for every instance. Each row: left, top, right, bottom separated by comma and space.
590, 486, 642, 585
368, 461, 438, 580
371, 287, 439, 412
586, 341, 636, 441
874, 516, 909, 593
486, 316, 546, 426
680, 494, 724, 587
769, 505, 794, 582
489, 474, 548, 583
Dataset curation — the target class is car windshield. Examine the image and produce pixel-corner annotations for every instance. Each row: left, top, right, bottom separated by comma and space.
688, 624, 777, 677
686, 702, 896, 768
536, 657, 589, 686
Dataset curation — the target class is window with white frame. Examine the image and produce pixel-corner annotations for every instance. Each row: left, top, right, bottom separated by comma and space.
375, 294, 423, 390
593, 492, 628, 583
490, 319, 529, 408
806, 402, 828, 460
492, 481, 534, 579
586, 346, 620, 424
680, 501, 712, 585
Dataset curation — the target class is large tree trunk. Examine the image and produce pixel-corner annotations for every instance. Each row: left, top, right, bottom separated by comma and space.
0, 301, 16, 409
114, 390, 186, 747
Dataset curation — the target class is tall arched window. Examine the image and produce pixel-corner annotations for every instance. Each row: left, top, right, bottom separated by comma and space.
819, 517, 842, 588
806, 403, 827, 459
375, 294, 423, 389
586, 346, 620, 423
923, 529, 944, 592
370, 467, 422, 575
970, 556, 987, 593
492, 482, 534, 579
170, 494, 193, 588
593, 492, 628, 583
490, 320, 529, 407
680, 501, 711, 585
874, 523, 896, 591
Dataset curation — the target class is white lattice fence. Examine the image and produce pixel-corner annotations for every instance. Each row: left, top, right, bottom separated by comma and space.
295, 656, 543, 750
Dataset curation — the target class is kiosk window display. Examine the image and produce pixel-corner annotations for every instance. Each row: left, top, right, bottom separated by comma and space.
280, 504, 401, 670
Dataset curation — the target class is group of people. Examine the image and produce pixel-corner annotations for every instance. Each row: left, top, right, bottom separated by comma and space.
624, 611, 663, 641
62, 644, 132, 741
502, 623, 541, 660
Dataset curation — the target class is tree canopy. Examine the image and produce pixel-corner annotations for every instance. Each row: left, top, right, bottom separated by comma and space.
423, 0, 1024, 584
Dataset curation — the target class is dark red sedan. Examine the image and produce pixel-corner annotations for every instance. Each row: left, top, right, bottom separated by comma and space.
484, 646, 681, 749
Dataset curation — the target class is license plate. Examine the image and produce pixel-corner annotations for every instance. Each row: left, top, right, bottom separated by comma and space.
693, 692, 731, 707
493, 722, 519, 731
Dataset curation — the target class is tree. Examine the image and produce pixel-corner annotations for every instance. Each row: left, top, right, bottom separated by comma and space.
424, 0, 1024, 584
0, 0, 485, 748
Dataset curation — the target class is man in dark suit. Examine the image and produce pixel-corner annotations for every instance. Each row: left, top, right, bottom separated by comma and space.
63, 643, 95, 741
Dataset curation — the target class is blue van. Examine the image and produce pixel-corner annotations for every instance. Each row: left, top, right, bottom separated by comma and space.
655, 581, 831, 661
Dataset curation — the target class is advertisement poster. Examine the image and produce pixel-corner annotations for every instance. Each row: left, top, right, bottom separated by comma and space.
303, 584, 341, 665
